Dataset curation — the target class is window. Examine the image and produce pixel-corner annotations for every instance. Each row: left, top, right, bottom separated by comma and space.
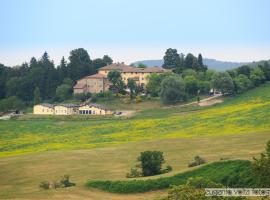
79, 110, 82, 114
142, 77, 144, 80
89, 110, 92, 114
82, 110, 85, 115
86, 110, 89, 114
93, 110, 95, 114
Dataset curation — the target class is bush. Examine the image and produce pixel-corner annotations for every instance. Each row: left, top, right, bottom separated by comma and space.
126, 167, 142, 178
60, 175, 76, 187
161, 165, 173, 174
39, 175, 75, 190
188, 156, 206, 167
73, 93, 91, 101
135, 96, 142, 103
39, 181, 50, 190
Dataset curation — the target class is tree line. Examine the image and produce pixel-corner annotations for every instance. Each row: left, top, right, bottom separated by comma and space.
147, 48, 270, 104
0, 48, 113, 110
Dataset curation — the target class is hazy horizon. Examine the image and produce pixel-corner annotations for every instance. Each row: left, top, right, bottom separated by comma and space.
1, 0, 270, 66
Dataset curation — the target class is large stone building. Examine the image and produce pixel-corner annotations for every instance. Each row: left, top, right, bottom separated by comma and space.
73, 63, 170, 94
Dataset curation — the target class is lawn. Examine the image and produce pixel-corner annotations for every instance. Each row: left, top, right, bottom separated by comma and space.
0, 83, 270, 157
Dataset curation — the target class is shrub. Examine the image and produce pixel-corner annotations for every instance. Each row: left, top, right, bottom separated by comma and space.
126, 167, 142, 178
188, 156, 206, 167
39, 181, 50, 190
135, 96, 142, 103
60, 175, 76, 187
161, 165, 173, 174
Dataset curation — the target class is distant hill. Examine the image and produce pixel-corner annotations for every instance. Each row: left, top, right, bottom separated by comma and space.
131, 58, 249, 71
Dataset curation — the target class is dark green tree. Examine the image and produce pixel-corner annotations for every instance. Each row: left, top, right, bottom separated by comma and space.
237, 65, 251, 77
163, 48, 180, 69
146, 73, 170, 97
259, 61, 270, 81
250, 67, 265, 86
102, 55, 113, 65
138, 151, 165, 176
233, 74, 253, 93
67, 48, 94, 81
34, 87, 41, 105
55, 84, 72, 101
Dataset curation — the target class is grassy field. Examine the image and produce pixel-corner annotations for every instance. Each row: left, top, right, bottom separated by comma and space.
0, 132, 269, 199
0, 83, 270, 157
1, 83, 270, 199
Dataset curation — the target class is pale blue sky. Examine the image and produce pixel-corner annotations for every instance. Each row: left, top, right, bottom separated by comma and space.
0, 0, 270, 66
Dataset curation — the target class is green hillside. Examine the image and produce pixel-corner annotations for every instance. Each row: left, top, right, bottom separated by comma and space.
1, 83, 270, 157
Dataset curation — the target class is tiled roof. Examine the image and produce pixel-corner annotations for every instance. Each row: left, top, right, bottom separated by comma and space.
57, 104, 78, 108
98, 63, 171, 73
40, 103, 54, 108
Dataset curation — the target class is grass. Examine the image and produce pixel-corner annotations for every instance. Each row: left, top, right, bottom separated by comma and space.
0, 132, 269, 199
1, 83, 270, 157
86, 160, 254, 193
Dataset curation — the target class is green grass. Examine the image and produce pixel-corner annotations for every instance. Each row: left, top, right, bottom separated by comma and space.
86, 160, 254, 193
1, 83, 270, 157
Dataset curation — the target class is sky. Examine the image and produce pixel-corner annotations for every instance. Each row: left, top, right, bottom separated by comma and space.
0, 0, 270, 66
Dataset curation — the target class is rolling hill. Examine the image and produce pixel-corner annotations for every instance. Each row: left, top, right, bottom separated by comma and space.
131, 58, 248, 71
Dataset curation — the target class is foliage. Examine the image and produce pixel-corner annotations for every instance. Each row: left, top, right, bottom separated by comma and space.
188, 156, 206, 167
137, 63, 147, 68
55, 84, 72, 101
198, 81, 210, 94
250, 67, 265, 86
107, 70, 126, 95
39, 181, 50, 190
39, 175, 75, 190
33, 87, 41, 105
126, 167, 142, 178
86, 160, 253, 193
211, 72, 235, 95
73, 93, 91, 101
160, 75, 186, 104
252, 140, 270, 187
233, 74, 253, 93
0, 96, 25, 111
0, 49, 112, 103
184, 75, 199, 95
163, 48, 181, 69
138, 151, 165, 176
127, 78, 137, 99
146, 73, 170, 97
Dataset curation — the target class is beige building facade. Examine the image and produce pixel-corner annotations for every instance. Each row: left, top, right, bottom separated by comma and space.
73, 63, 170, 94
54, 104, 78, 115
33, 103, 55, 115
78, 104, 113, 115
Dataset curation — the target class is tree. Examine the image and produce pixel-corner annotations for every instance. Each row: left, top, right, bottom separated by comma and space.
55, 84, 72, 101
250, 67, 265, 86
211, 72, 234, 95
163, 48, 180, 69
34, 87, 41, 105
198, 81, 210, 94
146, 73, 170, 97
102, 55, 113, 65
160, 75, 186, 104
138, 151, 165, 176
127, 78, 137, 99
197, 54, 207, 71
253, 141, 270, 187
67, 48, 94, 81
137, 63, 147, 68
233, 74, 253, 93
259, 61, 270, 81
0, 96, 25, 111
184, 75, 199, 95
107, 70, 125, 95
184, 53, 200, 71
182, 69, 197, 78
237, 65, 251, 77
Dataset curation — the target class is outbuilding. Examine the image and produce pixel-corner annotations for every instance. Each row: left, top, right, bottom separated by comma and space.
78, 103, 113, 115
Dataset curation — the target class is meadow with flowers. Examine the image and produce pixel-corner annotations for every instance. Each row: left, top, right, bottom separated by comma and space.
0, 83, 270, 157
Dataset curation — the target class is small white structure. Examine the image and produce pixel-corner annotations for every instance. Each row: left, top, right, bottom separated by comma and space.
78, 103, 113, 115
